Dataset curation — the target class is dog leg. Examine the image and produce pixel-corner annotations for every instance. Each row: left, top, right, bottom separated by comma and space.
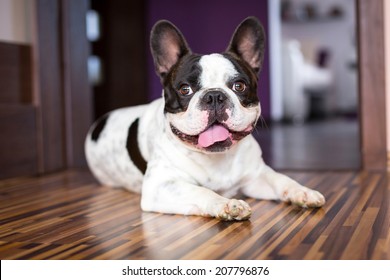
242, 165, 325, 208
141, 180, 251, 221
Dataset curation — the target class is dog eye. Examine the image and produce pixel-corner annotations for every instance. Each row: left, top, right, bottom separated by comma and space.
178, 84, 193, 95
232, 81, 246, 93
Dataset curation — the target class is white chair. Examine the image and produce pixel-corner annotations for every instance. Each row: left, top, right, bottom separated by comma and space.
281, 40, 332, 122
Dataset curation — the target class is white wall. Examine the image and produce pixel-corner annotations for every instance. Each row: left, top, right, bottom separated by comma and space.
281, 0, 357, 114
268, 0, 283, 121
0, 0, 32, 44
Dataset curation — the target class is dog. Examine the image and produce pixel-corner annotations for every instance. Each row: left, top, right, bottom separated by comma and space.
85, 17, 325, 221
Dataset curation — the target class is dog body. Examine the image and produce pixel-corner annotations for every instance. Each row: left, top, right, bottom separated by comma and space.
85, 17, 325, 220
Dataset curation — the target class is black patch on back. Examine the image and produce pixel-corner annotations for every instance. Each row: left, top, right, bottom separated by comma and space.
91, 114, 109, 142
163, 54, 202, 114
126, 119, 147, 174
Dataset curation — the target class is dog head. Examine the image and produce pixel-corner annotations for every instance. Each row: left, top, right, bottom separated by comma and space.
150, 17, 265, 153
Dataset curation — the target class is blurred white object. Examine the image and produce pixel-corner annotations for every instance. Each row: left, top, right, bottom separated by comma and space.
303, 63, 332, 91
86, 10, 100, 42
88, 55, 103, 85
282, 40, 332, 123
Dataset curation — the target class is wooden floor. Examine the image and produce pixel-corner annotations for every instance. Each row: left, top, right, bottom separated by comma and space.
0, 170, 389, 260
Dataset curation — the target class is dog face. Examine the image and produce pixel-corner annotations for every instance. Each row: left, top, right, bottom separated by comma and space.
150, 17, 265, 152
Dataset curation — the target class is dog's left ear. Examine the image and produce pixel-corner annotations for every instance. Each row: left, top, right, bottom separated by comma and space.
226, 17, 265, 73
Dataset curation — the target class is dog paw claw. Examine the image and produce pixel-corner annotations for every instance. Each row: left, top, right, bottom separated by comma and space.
287, 188, 325, 208
218, 199, 251, 221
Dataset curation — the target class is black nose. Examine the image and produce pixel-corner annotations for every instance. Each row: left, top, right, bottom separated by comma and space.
202, 91, 227, 107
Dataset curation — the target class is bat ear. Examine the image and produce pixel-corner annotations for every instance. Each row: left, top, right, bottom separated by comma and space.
150, 20, 191, 79
226, 17, 266, 73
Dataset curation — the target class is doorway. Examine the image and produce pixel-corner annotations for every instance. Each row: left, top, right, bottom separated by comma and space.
89, 0, 148, 120
258, 0, 361, 170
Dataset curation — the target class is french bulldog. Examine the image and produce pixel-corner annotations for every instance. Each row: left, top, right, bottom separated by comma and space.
85, 17, 325, 221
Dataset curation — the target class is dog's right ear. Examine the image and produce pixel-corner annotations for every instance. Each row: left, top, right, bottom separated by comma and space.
226, 17, 265, 74
150, 20, 191, 79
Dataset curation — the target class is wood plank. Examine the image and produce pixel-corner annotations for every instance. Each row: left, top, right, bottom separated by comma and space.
0, 42, 32, 104
0, 104, 38, 179
341, 207, 380, 259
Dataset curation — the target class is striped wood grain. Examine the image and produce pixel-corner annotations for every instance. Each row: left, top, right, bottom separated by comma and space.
0, 170, 389, 259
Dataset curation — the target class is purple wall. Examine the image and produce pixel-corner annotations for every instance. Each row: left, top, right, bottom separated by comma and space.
146, 0, 270, 119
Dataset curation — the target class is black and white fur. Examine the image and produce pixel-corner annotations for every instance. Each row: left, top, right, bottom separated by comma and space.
85, 17, 325, 221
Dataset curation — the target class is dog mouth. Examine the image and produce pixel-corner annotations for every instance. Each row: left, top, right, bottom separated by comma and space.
170, 122, 254, 152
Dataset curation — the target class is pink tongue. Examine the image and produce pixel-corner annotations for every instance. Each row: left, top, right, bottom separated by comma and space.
198, 125, 230, 148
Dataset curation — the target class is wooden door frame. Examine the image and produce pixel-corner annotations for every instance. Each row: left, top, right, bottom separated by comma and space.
61, 0, 93, 168
31, 0, 387, 173
357, 0, 387, 170
33, 0, 92, 173
33, 0, 66, 173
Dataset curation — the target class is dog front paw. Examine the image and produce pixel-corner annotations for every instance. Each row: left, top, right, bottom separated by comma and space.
217, 199, 251, 221
283, 188, 325, 208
